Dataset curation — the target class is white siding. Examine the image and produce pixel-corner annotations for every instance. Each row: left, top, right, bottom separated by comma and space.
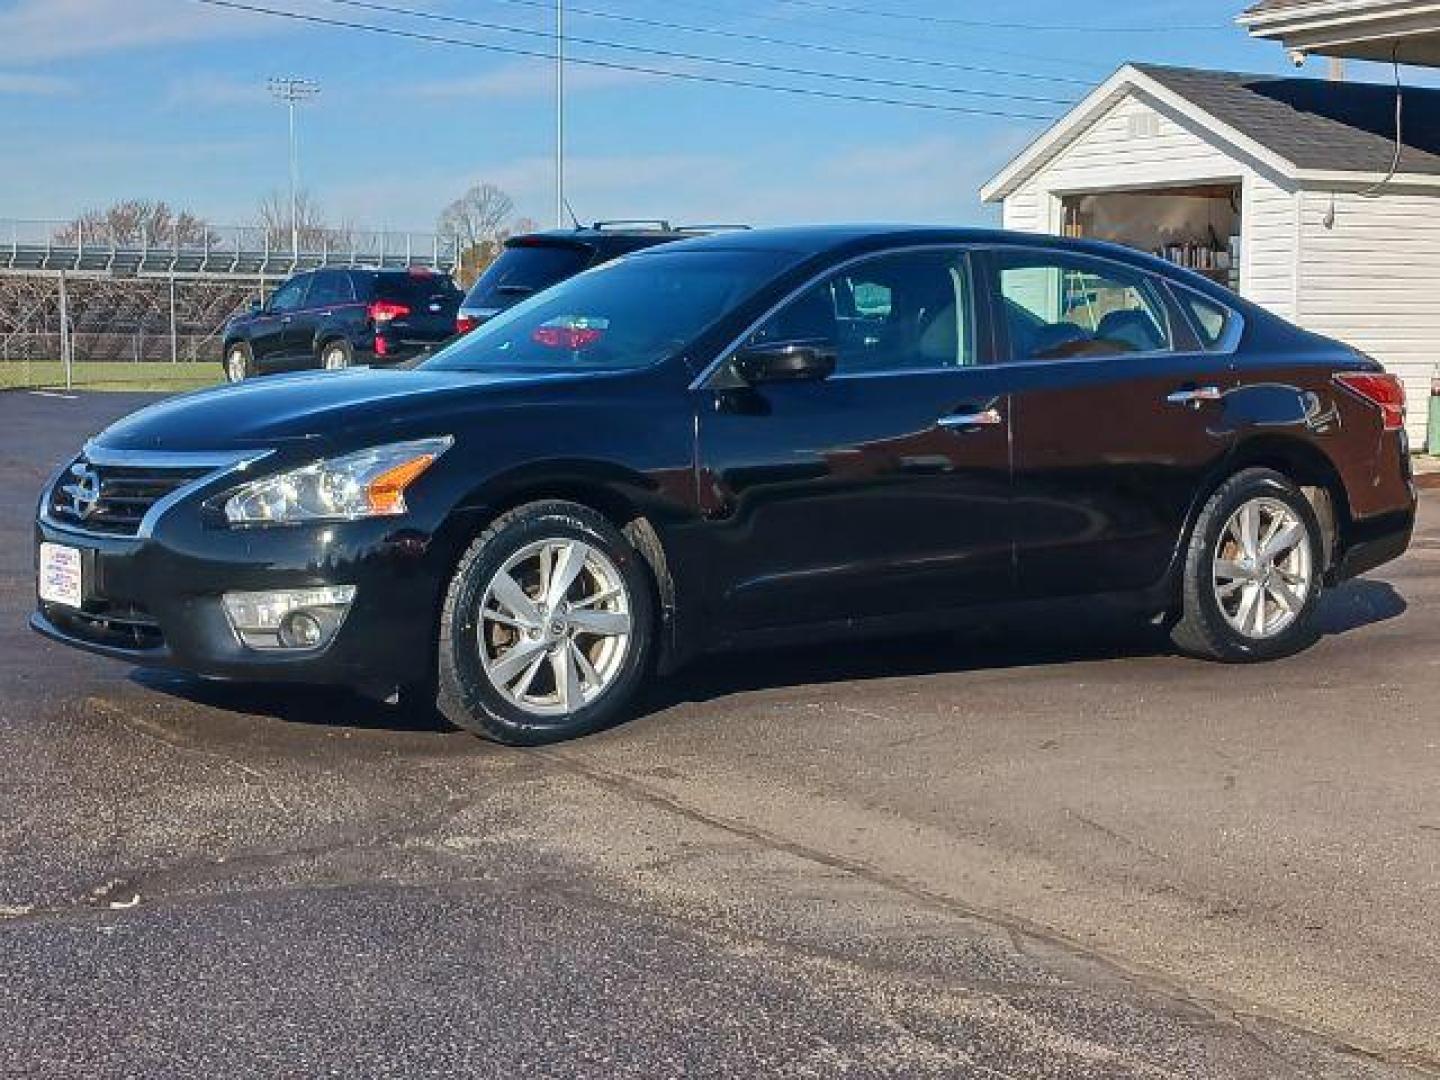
1001, 91, 1299, 320
1241, 177, 1298, 319
1298, 189, 1440, 445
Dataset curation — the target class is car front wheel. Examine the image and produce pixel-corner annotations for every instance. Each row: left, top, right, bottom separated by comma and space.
1171, 468, 1323, 662
435, 501, 656, 745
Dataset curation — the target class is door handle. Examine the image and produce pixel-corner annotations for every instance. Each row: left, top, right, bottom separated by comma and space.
938, 407, 1003, 429
281, 315, 293, 324
1165, 385, 1221, 406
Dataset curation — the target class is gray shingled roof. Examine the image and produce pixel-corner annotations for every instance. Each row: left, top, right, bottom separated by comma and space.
1135, 64, 1440, 176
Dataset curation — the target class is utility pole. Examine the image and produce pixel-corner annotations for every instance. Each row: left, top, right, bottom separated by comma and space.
268, 77, 321, 255
556, 0, 566, 228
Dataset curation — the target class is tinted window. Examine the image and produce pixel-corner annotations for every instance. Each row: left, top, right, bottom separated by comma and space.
466, 245, 592, 307
307, 270, 353, 307
1177, 289, 1234, 350
268, 275, 309, 313
427, 251, 783, 373
997, 253, 1172, 361
373, 271, 460, 306
750, 249, 976, 374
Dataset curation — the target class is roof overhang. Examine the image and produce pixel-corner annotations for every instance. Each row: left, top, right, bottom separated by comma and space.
980, 65, 1299, 203
1239, 1, 1440, 65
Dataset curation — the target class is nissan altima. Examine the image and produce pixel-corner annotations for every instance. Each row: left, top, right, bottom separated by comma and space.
33, 226, 1416, 744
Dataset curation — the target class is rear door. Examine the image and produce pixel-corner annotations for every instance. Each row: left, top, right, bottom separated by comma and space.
984, 246, 1237, 597
286, 269, 351, 362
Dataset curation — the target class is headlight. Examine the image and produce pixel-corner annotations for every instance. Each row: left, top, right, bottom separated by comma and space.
223, 437, 452, 526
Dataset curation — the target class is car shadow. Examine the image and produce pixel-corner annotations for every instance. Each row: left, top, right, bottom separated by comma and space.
129, 578, 1408, 735
647, 577, 1409, 711
128, 670, 459, 735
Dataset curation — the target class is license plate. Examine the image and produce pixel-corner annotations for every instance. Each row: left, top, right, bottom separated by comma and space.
38, 542, 84, 609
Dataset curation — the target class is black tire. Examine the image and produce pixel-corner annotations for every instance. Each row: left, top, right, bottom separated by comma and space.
1171, 468, 1323, 662
319, 339, 353, 372
435, 501, 657, 745
224, 342, 254, 383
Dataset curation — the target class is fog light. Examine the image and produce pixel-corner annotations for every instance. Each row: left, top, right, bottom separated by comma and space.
222, 585, 355, 651
279, 610, 324, 649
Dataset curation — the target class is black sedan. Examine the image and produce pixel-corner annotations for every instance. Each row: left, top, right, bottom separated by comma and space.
34, 226, 1415, 744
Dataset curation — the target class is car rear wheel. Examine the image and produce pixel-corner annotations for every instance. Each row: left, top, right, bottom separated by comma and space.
320, 340, 352, 371
435, 501, 656, 745
224, 343, 253, 383
1171, 468, 1323, 662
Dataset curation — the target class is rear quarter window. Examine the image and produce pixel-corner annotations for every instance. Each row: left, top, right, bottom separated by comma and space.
1177, 289, 1238, 350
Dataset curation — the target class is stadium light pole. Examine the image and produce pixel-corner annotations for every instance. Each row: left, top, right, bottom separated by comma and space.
268, 77, 321, 255
555, 0, 566, 228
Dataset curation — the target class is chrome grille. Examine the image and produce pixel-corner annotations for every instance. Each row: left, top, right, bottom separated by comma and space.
47, 459, 213, 536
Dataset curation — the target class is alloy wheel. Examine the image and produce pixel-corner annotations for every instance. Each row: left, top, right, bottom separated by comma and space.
1212, 496, 1313, 640
323, 347, 348, 371
477, 538, 633, 717
226, 349, 247, 382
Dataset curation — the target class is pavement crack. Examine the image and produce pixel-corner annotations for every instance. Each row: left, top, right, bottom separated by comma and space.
535, 747, 1440, 1077
85, 696, 287, 812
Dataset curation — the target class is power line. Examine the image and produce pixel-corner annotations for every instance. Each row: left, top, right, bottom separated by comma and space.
390, 0, 1096, 87
310, 0, 1079, 106
756, 0, 1227, 33
187, 0, 1067, 120
616, 0, 1114, 73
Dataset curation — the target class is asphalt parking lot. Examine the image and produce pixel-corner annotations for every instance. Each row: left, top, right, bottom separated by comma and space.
1, 389, 1437, 1078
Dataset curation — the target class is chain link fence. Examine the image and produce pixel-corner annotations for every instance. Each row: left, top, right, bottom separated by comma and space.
0, 275, 258, 391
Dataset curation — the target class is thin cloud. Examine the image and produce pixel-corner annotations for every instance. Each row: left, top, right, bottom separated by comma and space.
0, 71, 77, 95
412, 61, 658, 101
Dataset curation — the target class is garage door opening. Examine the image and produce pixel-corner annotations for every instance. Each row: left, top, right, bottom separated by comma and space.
1060, 184, 1241, 292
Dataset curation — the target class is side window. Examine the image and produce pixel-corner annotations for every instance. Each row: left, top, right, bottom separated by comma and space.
307, 270, 353, 308
268, 275, 310, 314
749, 250, 975, 374
997, 253, 1173, 362
1176, 289, 1235, 350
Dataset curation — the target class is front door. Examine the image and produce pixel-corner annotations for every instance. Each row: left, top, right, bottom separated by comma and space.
251, 274, 310, 371
985, 247, 1238, 597
694, 247, 1013, 634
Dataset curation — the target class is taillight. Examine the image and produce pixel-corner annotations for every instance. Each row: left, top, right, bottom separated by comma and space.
1335, 371, 1406, 431
374, 334, 389, 357
368, 300, 411, 324
455, 314, 478, 335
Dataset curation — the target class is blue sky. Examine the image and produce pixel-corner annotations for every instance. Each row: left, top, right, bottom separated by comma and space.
0, 0, 1424, 233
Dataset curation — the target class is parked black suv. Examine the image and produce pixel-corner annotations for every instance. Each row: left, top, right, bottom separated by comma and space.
223, 267, 462, 381
456, 221, 743, 334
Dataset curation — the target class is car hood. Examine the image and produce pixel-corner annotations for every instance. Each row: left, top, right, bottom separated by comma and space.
93, 367, 585, 452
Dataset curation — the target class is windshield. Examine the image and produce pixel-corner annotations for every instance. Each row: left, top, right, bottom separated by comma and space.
427, 250, 785, 372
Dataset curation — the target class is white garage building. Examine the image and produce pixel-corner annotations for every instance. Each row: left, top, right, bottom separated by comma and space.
981, 63, 1440, 447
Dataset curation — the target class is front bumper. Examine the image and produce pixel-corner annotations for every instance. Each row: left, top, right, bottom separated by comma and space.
31, 511, 447, 695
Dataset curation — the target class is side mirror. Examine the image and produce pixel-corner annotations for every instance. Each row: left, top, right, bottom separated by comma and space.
249, 299, 264, 315
733, 340, 836, 384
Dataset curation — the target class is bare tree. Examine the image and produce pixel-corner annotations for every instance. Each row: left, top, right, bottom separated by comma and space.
504, 216, 542, 240
437, 183, 516, 285
255, 189, 354, 252
56, 199, 217, 248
